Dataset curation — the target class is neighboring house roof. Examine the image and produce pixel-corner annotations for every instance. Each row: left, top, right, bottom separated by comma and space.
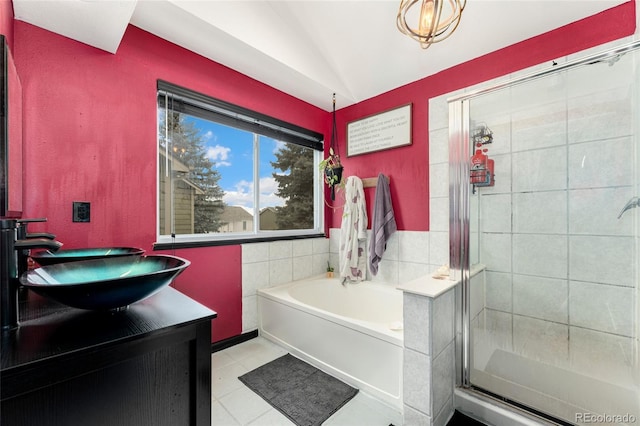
159, 150, 205, 195
238, 206, 255, 216
220, 206, 253, 222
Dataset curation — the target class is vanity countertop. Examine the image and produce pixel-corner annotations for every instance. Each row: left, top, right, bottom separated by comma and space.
2, 286, 216, 374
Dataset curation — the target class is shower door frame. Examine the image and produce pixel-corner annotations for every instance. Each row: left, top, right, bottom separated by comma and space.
449, 38, 640, 417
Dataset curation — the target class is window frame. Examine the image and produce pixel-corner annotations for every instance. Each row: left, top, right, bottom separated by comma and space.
154, 81, 325, 249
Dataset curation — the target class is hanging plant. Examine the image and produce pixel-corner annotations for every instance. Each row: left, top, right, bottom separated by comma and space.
320, 93, 344, 201
319, 147, 344, 200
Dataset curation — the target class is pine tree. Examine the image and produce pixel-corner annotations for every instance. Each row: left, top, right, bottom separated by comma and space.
159, 111, 226, 233
271, 143, 314, 229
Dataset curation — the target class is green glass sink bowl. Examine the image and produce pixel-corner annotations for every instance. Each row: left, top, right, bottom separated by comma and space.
31, 247, 145, 266
20, 255, 190, 311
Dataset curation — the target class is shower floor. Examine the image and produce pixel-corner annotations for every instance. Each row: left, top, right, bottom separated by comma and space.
471, 311, 639, 425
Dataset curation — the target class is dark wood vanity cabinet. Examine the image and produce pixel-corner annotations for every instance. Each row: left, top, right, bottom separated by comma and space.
1, 287, 216, 426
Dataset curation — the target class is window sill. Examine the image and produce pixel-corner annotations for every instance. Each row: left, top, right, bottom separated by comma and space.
153, 233, 326, 250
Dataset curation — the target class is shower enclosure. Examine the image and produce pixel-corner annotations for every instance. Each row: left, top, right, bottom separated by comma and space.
449, 41, 640, 425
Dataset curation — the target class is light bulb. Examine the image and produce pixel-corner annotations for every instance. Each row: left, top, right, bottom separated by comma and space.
419, 0, 435, 36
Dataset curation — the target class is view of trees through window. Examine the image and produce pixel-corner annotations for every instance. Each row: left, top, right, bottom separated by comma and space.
270, 143, 314, 230
158, 111, 225, 235
157, 90, 320, 242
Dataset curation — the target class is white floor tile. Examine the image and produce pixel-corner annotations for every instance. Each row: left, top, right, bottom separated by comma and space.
219, 385, 273, 425
212, 359, 250, 399
324, 393, 402, 426
212, 350, 236, 369
247, 409, 296, 426
224, 337, 282, 362
212, 400, 241, 426
213, 337, 402, 426
238, 345, 288, 372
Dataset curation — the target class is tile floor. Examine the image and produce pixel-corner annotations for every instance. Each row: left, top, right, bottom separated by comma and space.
212, 336, 404, 426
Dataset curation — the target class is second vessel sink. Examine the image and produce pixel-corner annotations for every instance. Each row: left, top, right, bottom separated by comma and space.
20, 255, 190, 311
30, 247, 145, 266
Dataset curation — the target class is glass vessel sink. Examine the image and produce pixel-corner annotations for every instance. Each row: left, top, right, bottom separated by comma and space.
20, 255, 190, 311
30, 247, 145, 266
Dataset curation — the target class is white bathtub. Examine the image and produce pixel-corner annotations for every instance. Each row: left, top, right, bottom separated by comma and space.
257, 275, 404, 410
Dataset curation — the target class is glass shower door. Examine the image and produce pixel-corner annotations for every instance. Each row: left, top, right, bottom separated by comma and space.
461, 45, 639, 424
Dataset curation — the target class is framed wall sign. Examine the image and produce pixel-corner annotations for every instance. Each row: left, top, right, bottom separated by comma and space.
346, 104, 411, 157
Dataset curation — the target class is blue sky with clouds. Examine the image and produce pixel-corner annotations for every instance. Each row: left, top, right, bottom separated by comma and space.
185, 116, 287, 211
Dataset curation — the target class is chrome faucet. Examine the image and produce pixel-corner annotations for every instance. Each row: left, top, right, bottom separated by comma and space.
617, 197, 640, 219
1, 219, 63, 331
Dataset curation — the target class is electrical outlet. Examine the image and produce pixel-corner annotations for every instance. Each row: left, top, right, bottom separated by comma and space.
73, 202, 91, 222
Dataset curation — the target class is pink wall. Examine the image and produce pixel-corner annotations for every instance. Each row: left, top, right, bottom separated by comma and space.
8, 1, 636, 343
13, 22, 329, 342
328, 1, 636, 231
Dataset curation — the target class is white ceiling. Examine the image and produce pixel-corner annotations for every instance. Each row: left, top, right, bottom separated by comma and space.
12, 0, 629, 111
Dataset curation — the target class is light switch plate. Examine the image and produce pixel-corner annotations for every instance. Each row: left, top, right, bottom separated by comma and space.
73, 202, 90, 222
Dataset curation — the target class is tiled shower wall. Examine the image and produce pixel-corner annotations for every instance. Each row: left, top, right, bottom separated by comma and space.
433, 42, 639, 378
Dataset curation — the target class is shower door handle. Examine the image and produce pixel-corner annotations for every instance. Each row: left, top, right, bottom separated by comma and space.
617, 197, 640, 219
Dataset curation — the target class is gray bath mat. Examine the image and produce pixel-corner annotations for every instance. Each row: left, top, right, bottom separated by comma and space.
238, 353, 358, 426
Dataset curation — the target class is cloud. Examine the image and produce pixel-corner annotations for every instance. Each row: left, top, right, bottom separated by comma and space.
260, 193, 286, 208
206, 144, 232, 167
259, 177, 285, 208
273, 140, 286, 154
259, 176, 278, 194
222, 177, 285, 209
222, 179, 253, 208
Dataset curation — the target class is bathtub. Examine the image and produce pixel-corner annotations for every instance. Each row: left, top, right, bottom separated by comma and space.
257, 275, 404, 410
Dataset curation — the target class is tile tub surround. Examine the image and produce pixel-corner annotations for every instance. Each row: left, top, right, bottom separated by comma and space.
240, 232, 445, 333
399, 273, 458, 426
397, 267, 485, 426
240, 230, 453, 423
329, 229, 444, 286
241, 238, 330, 333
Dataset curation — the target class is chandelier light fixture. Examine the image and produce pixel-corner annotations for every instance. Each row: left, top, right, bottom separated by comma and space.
397, 0, 466, 49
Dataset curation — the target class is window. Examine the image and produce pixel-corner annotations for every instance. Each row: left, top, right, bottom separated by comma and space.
157, 81, 324, 246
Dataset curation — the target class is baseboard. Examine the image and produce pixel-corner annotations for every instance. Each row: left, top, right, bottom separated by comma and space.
211, 330, 259, 353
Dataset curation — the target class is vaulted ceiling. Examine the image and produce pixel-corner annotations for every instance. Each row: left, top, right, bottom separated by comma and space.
12, 0, 628, 111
